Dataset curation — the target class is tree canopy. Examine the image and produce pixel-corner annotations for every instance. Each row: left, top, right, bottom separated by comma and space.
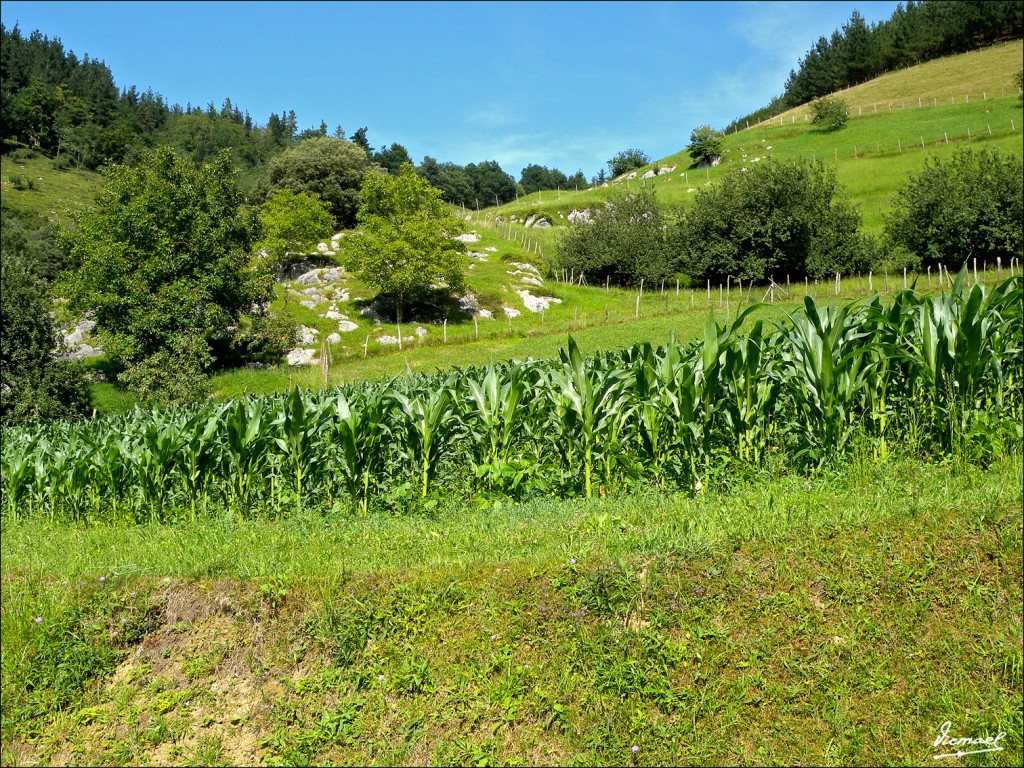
60, 146, 272, 400
263, 137, 368, 229
674, 158, 869, 283
607, 149, 650, 178
1, 245, 91, 425
255, 189, 335, 269
686, 125, 724, 165
345, 164, 467, 324
884, 147, 1023, 269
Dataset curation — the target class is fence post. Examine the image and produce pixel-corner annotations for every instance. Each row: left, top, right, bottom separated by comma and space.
997, 256, 1002, 280
903, 267, 907, 290
443, 318, 447, 343
474, 315, 478, 340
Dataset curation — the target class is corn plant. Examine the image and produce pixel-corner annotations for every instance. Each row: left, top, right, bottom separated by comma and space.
325, 388, 390, 514
777, 297, 874, 465
273, 387, 332, 507
390, 377, 461, 498
543, 337, 634, 498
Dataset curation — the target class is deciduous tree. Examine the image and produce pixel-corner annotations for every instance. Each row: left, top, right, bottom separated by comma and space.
60, 146, 272, 401
346, 164, 466, 324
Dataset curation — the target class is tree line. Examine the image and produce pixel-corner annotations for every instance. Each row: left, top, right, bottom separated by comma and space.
0, 22, 616, 210
724, 0, 1023, 134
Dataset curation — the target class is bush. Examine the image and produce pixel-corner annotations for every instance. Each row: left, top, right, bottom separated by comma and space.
263, 137, 368, 229
1, 250, 90, 425
810, 96, 850, 131
884, 147, 1023, 270
555, 187, 674, 287
673, 158, 865, 283
225, 311, 298, 366
607, 149, 650, 179
687, 125, 724, 166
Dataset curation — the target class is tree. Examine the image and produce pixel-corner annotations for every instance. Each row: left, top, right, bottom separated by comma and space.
351, 126, 371, 153
555, 187, 674, 287
255, 189, 335, 269
464, 160, 517, 207
884, 147, 1023, 269
372, 142, 413, 176
345, 163, 467, 324
674, 158, 869, 283
810, 96, 850, 131
607, 148, 649, 178
1, 227, 90, 425
60, 146, 272, 401
686, 125, 724, 165
264, 137, 368, 228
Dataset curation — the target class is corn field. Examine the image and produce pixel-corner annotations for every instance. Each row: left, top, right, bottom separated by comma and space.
3, 272, 1021, 523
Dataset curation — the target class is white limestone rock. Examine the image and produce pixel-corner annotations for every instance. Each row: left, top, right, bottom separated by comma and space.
287, 348, 317, 366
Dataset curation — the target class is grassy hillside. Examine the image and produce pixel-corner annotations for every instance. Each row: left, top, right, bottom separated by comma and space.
0, 150, 104, 227
490, 39, 1023, 237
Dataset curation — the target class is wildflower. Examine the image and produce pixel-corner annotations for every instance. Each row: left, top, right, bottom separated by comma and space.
61, 580, 68, 585
632, 745, 640, 755
34, 617, 42, 624
570, 559, 576, 565
99, 576, 106, 583
120, 617, 127, 624
378, 674, 385, 682
490, 634, 497, 641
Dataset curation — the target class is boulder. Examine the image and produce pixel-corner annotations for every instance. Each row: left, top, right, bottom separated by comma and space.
337, 320, 359, 332
326, 333, 342, 344
503, 307, 521, 318
287, 348, 317, 366
453, 232, 481, 243
298, 325, 319, 345
414, 326, 427, 339
641, 170, 657, 179
517, 290, 562, 313
533, 218, 551, 228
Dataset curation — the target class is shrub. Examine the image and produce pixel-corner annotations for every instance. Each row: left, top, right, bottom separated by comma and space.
884, 147, 1023, 269
555, 187, 674, 287
607, 149, 650, 179
687, 125, 724, 166
810, 96, 850, 131
673, 158, 865, 283
1, 249, 91, 425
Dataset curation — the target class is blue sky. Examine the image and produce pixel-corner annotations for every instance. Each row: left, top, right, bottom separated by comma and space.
1, 1, 902, 179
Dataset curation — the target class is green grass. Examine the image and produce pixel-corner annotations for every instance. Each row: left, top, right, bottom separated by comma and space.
0, 150, 104, 227
3, 448, 1021, 765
